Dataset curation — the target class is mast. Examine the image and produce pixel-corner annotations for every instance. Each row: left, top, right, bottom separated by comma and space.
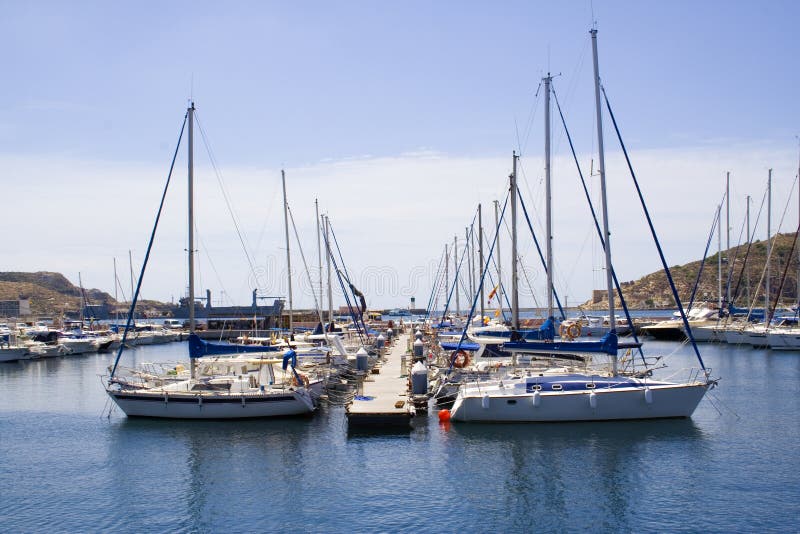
466, 226, 473, 306
444, 243, 449, 321
717, 204, 723, 309
544, 73, 554, 319
316, 199, 323, 317
511, 151, 520, 331
766, 169, 772, 324
478, 203, 485, 322
591, 28, 616, 372
187, 102, 196, 379
325, 215, 333, 325
494, 199, 502, 318
454, 235, 460, 316
797, 143, 800, 311
281, 169, 293, 332
726, 171, 731, 305
746, 195, 751, 305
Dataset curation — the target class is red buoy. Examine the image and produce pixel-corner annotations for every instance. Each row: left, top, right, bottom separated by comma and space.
438, 409, 451, 422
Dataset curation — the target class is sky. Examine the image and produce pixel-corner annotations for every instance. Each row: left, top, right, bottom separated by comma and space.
2, 1, 799, 312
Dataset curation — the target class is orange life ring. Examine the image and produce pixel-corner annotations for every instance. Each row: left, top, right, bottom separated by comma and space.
567, 323, 581, 338
452, 350, 470, 368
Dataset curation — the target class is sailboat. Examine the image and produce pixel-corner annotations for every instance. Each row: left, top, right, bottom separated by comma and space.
449, 29, 715, 422
105, 103, 316, 419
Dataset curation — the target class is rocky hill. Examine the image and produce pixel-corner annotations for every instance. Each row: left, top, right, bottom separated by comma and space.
0, 272, 170, 318
583, 232, 800, 310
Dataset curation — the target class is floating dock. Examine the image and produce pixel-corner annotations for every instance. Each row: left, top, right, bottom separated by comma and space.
346, 331, 414, 428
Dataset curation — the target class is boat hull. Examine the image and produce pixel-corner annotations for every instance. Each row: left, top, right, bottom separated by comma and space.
450, 382, 709, 422
108, 390, 315, 419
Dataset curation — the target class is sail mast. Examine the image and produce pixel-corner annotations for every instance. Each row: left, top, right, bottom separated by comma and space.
726, 171, 731, 305
511, 151, 519, 331
717, 203, 723, 309
478, 203, 485, 322
591, 29, 616, 373
544, 73, 554, 319
454, 235, 460, 316
316, 199, 323, 320
766, 169, 772, 324
282, 170, 293, 333
325, 215, 333, 325
494, 200, 502, 317
187, 102, 196, 379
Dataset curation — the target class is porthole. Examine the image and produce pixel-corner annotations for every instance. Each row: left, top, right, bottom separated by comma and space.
551, 384, 563, 391
586, 383, 596, 389
532, 384, 542, 391
507, 399, 517, 405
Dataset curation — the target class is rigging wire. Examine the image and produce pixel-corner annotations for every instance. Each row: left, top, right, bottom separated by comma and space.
194, 113, 259, 284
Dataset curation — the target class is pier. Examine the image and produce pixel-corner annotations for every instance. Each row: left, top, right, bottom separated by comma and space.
346, 330, 415, 428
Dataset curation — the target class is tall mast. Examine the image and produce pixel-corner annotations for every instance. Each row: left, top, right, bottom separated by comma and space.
717, 203, 723, 309
511, 151, 519, 331
766, 169, 772, 324
544, 73, 554, 319
454, 235, 460, 316
746, 195, 751, 305
444, 243, 449, 320
797, 143, 800, 311
281, 169, 293, 332
113, 257, 119, 322
325, 215, 333, 324
466, 226, 474, 305
187, 102, 196, 379
316, 199, 323, 316
494, 199, 502, 317
726, 171, 731, 305
478, 203, 485, 321
591, 28, 616, 372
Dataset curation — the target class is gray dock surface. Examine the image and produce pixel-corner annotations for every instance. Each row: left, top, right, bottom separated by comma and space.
346, 332, 413, 427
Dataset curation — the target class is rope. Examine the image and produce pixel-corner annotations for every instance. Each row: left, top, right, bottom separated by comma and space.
602, 86, 706, 371
110, 112, 187, 378
553, 83, 645, 365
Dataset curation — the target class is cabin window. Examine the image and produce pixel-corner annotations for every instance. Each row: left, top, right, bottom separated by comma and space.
532, 384, 542, 391
586, 383, 596, 389
506, 399, 517, 405
551, 384, 563, 391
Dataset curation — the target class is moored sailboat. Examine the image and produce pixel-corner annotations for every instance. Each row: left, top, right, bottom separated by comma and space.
449, 29, 715, 422
105, 103, 316, 419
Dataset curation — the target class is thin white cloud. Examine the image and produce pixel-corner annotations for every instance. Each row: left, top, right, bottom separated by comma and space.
1, 141, 797, 311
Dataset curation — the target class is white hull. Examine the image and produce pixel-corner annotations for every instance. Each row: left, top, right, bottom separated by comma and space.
723, 328, 750, 345
691, 325, 722, 343
108, 389, 315, 419
450, 382, 709, 422
0, 347, 30, 362
60, 339, 96, 354
766, 330, 800, 350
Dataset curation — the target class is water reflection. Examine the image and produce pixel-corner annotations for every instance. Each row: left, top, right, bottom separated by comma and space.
443, 419, 706, 530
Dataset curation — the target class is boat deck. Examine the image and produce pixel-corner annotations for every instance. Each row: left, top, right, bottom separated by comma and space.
346, 332, 413, 428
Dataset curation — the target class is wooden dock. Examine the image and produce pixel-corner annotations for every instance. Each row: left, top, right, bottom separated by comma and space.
346, 332, 414, 429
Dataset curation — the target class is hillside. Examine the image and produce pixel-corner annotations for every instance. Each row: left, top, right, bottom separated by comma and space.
582, 232, 800, 310
0, 271, 170, 318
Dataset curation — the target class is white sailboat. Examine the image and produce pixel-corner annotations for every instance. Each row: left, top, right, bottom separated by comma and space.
105, 103, 316, 419
449, 29, 714, 423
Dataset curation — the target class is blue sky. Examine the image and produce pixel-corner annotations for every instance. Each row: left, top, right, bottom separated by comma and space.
2, 1, 799, 310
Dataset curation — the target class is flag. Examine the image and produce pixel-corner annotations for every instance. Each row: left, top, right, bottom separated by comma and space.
487, 284, 499, 301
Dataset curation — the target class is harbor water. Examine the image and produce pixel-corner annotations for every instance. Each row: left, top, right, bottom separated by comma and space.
1, 340, 799, 532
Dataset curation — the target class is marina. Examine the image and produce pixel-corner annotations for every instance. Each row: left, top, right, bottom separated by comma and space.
4, 2, 800, 532
2, 338, 799, 531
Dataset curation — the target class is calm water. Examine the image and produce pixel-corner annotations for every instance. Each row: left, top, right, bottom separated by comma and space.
1, 340, 799, 533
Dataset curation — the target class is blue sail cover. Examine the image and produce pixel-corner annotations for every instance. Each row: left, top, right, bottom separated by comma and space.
188, 333, 281, 359
440, 341, 481, 351
727, 305, 765, 321
538, 317, 555, 340
503, 330, 619, 356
